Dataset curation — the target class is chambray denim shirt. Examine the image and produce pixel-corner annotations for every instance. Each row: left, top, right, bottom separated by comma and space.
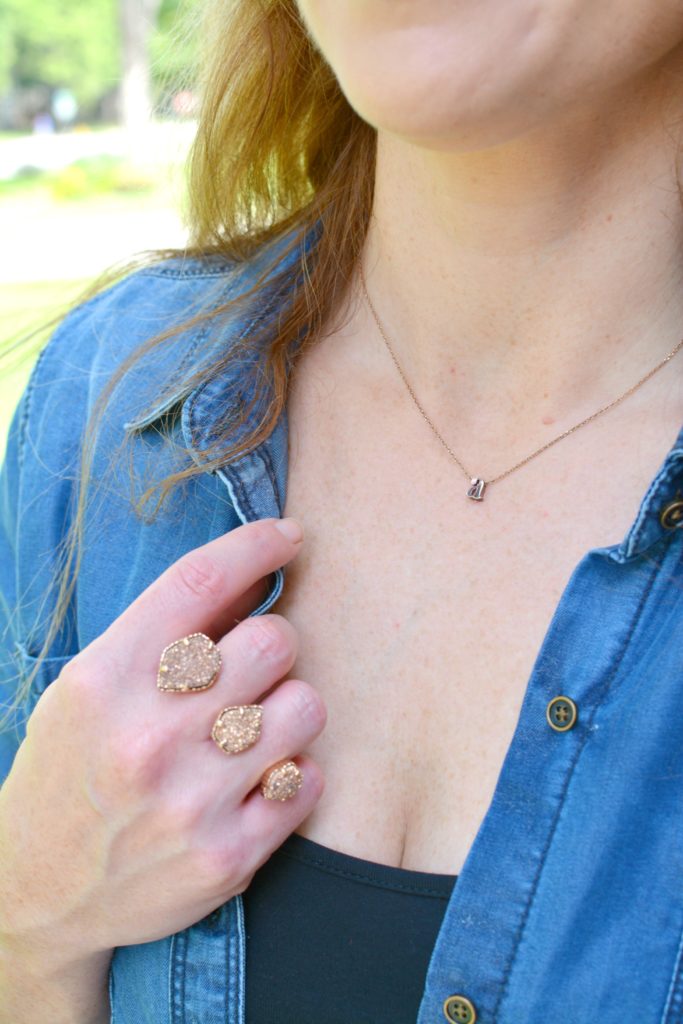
2, 240, 683, 1024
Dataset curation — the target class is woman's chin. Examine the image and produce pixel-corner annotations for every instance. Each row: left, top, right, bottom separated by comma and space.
340, 78, 550, 155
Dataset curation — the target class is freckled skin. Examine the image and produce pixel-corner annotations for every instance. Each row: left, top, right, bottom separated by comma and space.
284, 0, 683, 877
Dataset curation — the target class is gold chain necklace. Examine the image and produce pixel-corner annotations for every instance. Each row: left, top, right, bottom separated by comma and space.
359, 263, 683, 502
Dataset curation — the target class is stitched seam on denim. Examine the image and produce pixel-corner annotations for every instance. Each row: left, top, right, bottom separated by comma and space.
218, 463, 259, 523
661, 915, 683, 1022
214, 466, 258, 529
187, 372, 227, 452
108, 964, 116, 1024
258, 443, 282, 513
493, 556, 661, 1020
277, 846, 455, 898
234, 468, 260, 523
15, 382, 31, 475
145, 265, 235, 279
170, 929, 187, 1024
232, 895, 247, 1024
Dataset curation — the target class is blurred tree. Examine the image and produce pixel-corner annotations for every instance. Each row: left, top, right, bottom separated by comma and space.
0, 7, 17, 101
0, 0, 198, 127
119, 0, 162, 134
0, 0, 119, 111
150, 0, 199, 103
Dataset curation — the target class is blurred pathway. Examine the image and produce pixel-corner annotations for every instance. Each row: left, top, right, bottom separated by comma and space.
0, 193, 187, 283
0, 122, 196, 180
0, 123, 193, 283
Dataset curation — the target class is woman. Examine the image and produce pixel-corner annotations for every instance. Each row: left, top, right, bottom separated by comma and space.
2, 1, 683, 1021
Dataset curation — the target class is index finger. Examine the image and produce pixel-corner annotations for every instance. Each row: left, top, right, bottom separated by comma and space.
95, 516, 303, 658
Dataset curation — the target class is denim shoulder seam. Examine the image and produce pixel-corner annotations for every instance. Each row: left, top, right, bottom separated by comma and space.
15, 298, 96, 473
143, 263, 236, 280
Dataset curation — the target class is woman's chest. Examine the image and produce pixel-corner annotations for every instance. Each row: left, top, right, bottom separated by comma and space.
272, 501, 569, 876
271, 349, 682, 875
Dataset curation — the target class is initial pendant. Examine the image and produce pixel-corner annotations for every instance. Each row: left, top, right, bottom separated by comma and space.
467, 478, 486, 501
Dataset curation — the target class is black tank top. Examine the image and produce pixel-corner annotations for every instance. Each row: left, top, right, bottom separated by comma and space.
243, 831, 458, 1024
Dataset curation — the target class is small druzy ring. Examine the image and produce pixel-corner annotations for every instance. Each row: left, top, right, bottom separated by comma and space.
211, 705, 264, 754
260, 760, 304, 801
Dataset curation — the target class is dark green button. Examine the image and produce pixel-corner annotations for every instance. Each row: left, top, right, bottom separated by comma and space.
546, 695, 577, 732
443, 994, 477, 1023
660, 498, 683, 530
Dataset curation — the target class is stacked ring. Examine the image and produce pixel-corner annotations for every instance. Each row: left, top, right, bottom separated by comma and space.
211, 705, 264, 754
157, 632, 222, 693
260, 761, 304, 801
157, 633, 304, 800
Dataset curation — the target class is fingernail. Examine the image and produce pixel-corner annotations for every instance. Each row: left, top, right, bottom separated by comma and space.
274, 517, 304, 543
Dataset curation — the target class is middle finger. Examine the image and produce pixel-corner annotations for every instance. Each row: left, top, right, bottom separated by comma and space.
157, 613, 299, 738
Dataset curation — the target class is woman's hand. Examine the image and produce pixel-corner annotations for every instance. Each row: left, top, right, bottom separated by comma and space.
0, 517, 325, 970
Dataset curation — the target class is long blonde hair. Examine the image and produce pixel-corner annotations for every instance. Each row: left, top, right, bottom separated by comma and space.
3, 0, 377, 722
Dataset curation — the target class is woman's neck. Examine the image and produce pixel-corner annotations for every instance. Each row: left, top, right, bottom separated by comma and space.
357, 58, 683, 439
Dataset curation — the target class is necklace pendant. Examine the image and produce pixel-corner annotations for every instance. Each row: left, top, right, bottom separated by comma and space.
467, 478, 486, 501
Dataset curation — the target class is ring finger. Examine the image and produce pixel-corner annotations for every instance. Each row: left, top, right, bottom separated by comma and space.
156, 614, 300, 738
205, 675, 327, 801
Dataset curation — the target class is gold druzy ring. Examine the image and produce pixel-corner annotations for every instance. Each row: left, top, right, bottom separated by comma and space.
211, 705, 263, 754
260, 760, 304, 801
157, 633, 222, 693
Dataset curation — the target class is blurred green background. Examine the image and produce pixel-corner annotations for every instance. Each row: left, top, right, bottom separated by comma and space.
0, 0, 199, 452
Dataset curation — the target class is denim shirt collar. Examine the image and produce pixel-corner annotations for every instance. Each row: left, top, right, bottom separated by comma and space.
122, 230, 312, 522
178, 279, 290, 523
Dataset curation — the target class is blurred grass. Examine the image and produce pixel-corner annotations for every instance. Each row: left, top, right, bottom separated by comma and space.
0, 154, 158, 202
